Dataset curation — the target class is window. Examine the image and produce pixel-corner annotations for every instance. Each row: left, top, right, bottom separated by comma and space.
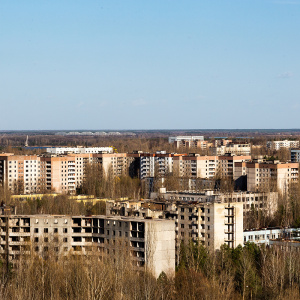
63, 238, 68, 243
181, 216, 184, 220
44, 228, 48, 233
54, 228, 58, 233
63, 228, 68, 233
34, 237, 39, 243
181, 224, 184, 229
34, 228, 39, 233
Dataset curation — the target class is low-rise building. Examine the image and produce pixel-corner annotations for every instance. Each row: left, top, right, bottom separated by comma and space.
243, 228, 300, 245
269, 238, 300, 250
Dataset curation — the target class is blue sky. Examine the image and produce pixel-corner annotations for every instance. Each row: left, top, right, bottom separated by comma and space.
1, 0, 300, 130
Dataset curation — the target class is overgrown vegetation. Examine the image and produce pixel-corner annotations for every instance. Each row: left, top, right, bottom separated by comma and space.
0, 241, 299, 299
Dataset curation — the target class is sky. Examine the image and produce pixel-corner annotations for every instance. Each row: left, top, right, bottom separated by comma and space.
1, 0, 300, 130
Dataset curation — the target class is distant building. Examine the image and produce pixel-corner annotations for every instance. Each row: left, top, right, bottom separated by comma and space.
267, 140, 299, 150
139, 151, 175, 180
291, 149, 300, 162
234, 160, 299, 194
46, 147, 113, 154
210, 143, 251, 156
168, 136, 207, 149
0, 152, 139, 195
0, 154, 42, 194
173, 154, 251, 180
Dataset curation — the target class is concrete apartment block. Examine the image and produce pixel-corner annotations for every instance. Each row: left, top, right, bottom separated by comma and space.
235, 161, 299, 194
173, 154, 251, 180
211, 143, 251, 156
107, 200, 243, 251
0, 152, 139, 195
158, 190, 278, 217
267, 140, 299, 150
0, 214, 175, 278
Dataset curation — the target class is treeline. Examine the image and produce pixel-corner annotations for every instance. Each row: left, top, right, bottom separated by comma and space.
177, 241, 300, 300
0, 241, 299, 299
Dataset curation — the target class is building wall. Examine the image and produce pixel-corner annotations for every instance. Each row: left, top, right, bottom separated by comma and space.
145, 221, 175, 277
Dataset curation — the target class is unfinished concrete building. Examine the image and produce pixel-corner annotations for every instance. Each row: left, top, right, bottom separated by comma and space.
0, 214, 175, 277
107, 199, 243, 253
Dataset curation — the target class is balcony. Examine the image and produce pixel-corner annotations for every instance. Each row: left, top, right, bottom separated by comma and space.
224, 219, 235, 225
